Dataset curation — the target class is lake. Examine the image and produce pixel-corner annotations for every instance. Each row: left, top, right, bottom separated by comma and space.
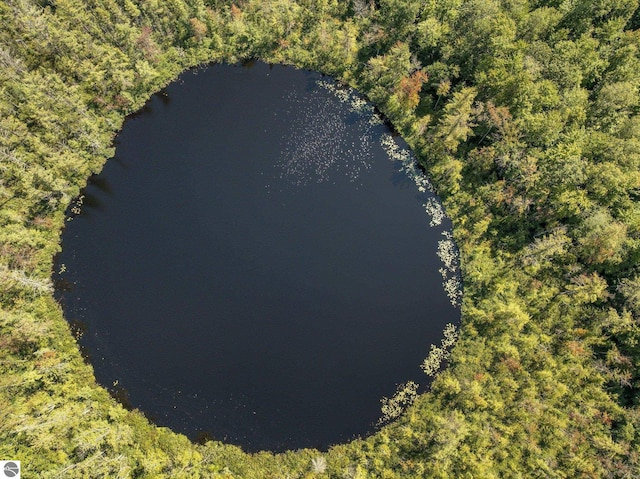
54, 62, 461, 452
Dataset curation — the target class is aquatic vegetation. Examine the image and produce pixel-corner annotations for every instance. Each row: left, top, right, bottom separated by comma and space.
423, 197, 445, 227
318, 80, 383, 125
437, 231, 462, 307
379, 380, 419, 424
318, 80, 461, 310
68, 195, 84, 219
421, 323, 458, 376
277, 83, 374, 185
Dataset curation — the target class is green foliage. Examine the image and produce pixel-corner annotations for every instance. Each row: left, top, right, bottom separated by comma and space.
1, 0, 640, 477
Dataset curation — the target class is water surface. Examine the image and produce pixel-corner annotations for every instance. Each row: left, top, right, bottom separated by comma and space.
55, 62, 460, 452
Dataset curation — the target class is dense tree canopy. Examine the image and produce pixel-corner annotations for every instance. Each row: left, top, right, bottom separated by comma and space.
1, 0, 640, 477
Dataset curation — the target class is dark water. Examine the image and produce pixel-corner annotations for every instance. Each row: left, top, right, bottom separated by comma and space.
54, 63, 460, 452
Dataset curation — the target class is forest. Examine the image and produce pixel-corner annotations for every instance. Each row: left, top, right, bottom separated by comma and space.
1, 0, 640, 477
